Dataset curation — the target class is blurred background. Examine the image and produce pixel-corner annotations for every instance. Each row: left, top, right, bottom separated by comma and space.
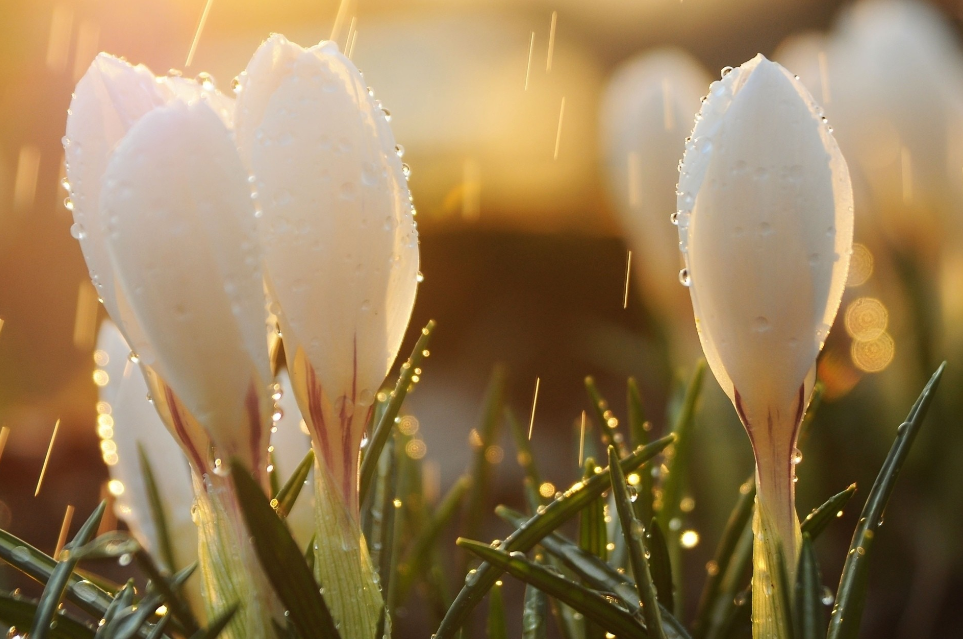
2, 0, 963, 636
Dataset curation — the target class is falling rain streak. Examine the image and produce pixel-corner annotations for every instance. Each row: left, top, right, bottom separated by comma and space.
525, 32, 535, 90
186, 0, 215, 67
54, 504, 75, 558
35, 419, 61, 497
546, 11, 557, 72
0, 426, 9, 468
46, 4, 73, 73
14, 145, 41, 212
578, 410, 586, 466
330, 0, 351, 45
623, 250, 632, 309
554, 97, 565, 160
527, 377, 541, 440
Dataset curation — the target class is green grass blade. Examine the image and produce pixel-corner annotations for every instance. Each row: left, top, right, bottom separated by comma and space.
134, 551, 199, 635
358, 320, 436, 505
585, 377, 624, 455
627, 378, 653, 526
434, 435, 675, 638
796, 535, 825, 639
138, 444, 177, 574
495, 509, 691, 639
460, 366, 507, 552
507, 408, 544, 501
397, 475, 472, 599
384, 436, 410, 619
190, 604, 239, 639
273, 448, 314, 518
827, 362, 945, 639
268, 450, 281, 498
800, 484, 857, 540
458, 540, 647, 639
522, 552, 549, 639
609, 446, 666, 639
578, 459, 606, 560
487, 580, 508, 639
658, 361, 706, 616
230, 461, 340, 639
645, 519, 674, 614
774, 544, 796, 639
146, 613, 172, 639
0, 592, 96, 638
705, 526, 753, 639
693, 478, 755, 639
30, 501, 106, 639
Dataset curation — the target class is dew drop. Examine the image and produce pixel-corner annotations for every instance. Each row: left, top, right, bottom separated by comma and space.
679, 268, 691, 287
64, 197, 75, 212
195, 72, 215, 90
792, 447, 803, 465
721, 66, 733, 77
752, 316, 771, 333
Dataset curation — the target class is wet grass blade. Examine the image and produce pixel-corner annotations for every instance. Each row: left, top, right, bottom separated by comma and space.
138, 444, 177, 574
487, 580, 508, 639
578, 459, 606, 560
704, 526, 753, 639
827, 362, 945, 639
522, 552, 550, 639
507, 408, 544, 501
627, 378, 653, 526
397, 475, 472, 600
773, 544, 796, 639
134, 551, 199, 635
658, 361, 706, 616
460, 366, 506, 552
796, 535, 825, 639
693, 478, 755, 639
384, 436, 410, 618
0, 592, 96, 638
645, 519, 674, 614
190, 604, 239, 639
358, 320, 436, 505
230, 460, 340, 639
458, 540, 647, 639
608, 445, 666, 639
146, 613, 172, 639
273, 448, 314, 519
434, 435, 675, 638
30, 501, 106, 639
800, 484, 857, 540
585, 377, 625, 455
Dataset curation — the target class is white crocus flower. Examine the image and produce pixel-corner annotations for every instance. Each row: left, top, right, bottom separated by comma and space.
234, 35, 419, 639
95, 321, 201, 613
599, 48, 710, 360
677, 55, 853, 636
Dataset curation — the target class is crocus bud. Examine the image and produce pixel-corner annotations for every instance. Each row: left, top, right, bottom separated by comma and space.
234, 34, 418, 639
677, 54, 853, 633
99, 98, 272, 476
599, 48, 710, 360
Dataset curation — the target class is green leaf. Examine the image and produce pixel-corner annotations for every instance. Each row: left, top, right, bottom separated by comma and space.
693, 477, 755, 639
773, 543, 796, 639
30, 501, 106, 639
658, 361, 706, 616
146, 614, 172, 639
486, 580, 508, 639
521, 552, 549, 639
98, 586, 166, 639
268, 450, 281, 499
273, 449, 314, 519
577, 459, 607, 560
138, 444, 177, 574
627, 378, 654, 526
0, 591, 96, 638
397, 475, 472, 600
458, 540, 646, 639
644, 519, 674, 614
189, 604, 239, 639
705, 526, 753, 639
795, 535, 825, 639
103, 580, 136, 628
384, 435, 411, 618
358, 320, 436, 505
585, 377, 624, 455
434, 435, 675, 639
230, 461, 340, 639
800, 484, 857, 540
134, 552, 200, 635
827, 362, 945, 639
608, 445, 666, 639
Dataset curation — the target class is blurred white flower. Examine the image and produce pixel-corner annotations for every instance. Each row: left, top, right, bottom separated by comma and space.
234, 34, 419, 509
599, 48, 709, 356
677, 54, 853, 626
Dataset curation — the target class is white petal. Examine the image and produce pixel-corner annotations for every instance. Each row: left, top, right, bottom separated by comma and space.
65, 55, 168, 352
599, 48, 709, 339
679, 55, 853, 423
235, 36, 418, 492
100, 99, 272, 471
96, 321, 197, 574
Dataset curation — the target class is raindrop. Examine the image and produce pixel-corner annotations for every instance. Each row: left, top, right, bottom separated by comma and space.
118, 553, 132, 566
721, 66, 733, 77
395, 144, 405, 157
195, 72, 215, 90
792, 448, 803, 465
678, 268, 692, 286
64, 197, 75, 212
670, 211, 680, 226
416, 271, 425, 283
11, 546, 30, 562
821, 586, 835, 606
401, 163, 411, 178
69, 222, 84, 239
752, 316, 771, 333
60, 177, 71, 192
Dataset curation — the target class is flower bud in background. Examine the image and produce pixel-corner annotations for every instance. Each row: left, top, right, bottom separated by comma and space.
599, 48, 710, 361
677, 54, 853, 635
95, 321, 201, 612
234, 34, 418, 639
